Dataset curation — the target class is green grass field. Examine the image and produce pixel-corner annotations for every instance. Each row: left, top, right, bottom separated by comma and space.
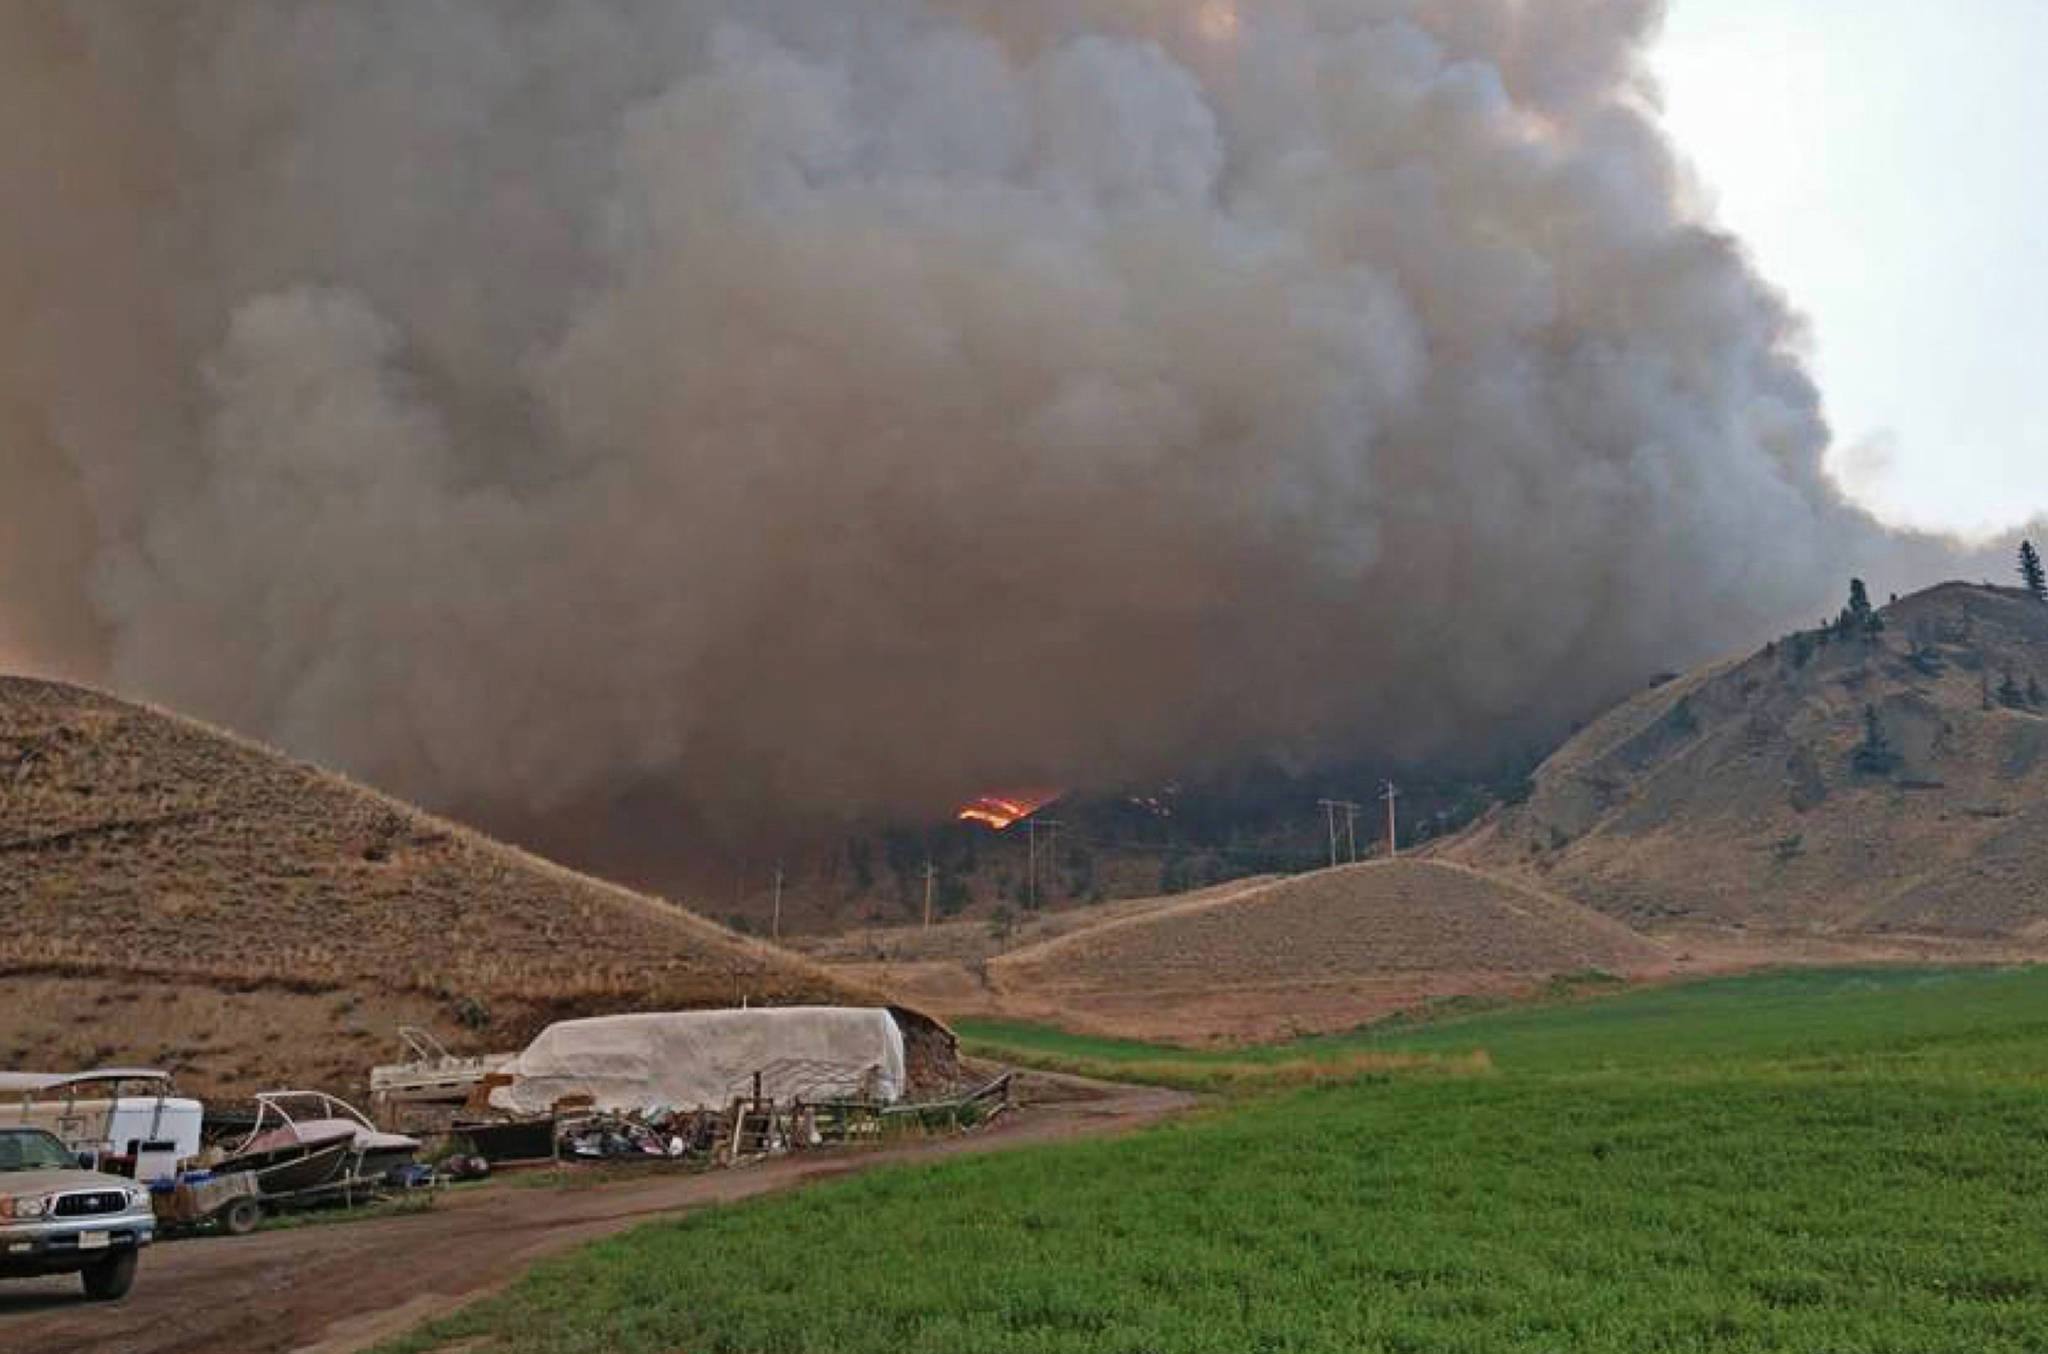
386, 967, 2048, 1353
958, 966, 2048, 1083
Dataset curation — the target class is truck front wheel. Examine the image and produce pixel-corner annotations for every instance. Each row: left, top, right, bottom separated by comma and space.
80, 1250, 137, 1301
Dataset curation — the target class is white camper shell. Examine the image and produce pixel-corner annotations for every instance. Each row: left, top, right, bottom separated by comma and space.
0, 1069, 202, 1179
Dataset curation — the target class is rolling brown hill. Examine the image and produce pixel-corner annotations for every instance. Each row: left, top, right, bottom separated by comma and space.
792, 875, 1286, 970
1448, 583, 2048, 941
791, 875, 1290, 1030
863, 859, 1668, 1044
992, 859, 1664, 992
0, 676, 873, 1096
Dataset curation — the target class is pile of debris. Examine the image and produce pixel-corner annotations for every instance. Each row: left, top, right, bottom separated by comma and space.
463, 1066, 1011, 1169
547, 1085, 867, 1166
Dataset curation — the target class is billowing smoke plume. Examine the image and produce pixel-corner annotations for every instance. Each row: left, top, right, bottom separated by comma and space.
0, 1, 1991, 837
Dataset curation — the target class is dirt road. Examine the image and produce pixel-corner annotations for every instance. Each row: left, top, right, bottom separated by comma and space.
0, 1076, 1189, 1354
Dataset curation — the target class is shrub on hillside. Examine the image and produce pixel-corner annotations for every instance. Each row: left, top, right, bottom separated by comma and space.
1852, 706, 1901, 777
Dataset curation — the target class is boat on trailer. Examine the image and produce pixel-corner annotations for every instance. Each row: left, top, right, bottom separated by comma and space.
368, 1027, 515, 1119
217, 1091, 421, 1184
244, 1135, 357, 1195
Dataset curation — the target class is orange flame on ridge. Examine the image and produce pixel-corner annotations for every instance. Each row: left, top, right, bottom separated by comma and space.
957, 789, 1064, 831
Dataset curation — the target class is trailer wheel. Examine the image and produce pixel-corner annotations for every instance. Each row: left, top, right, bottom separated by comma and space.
221, 1197, 263, 1236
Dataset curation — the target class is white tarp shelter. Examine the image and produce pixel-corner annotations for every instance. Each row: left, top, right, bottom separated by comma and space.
487, 1007, 906, 1116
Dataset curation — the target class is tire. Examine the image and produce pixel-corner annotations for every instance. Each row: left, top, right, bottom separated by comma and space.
221, 1197, 263, 1236
80, 1250, 137, 1302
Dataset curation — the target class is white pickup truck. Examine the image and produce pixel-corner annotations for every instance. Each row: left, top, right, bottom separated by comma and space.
0, 1126, 155, 1299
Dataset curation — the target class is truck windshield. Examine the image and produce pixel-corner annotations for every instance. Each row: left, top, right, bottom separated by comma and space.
0, 1129, 76, 1171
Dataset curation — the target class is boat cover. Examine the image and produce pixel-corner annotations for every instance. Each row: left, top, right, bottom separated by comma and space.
488, 1008, 906, 1115
241, 1118, 420, 1156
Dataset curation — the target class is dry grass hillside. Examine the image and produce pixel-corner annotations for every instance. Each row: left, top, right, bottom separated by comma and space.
792, 875, 1284, 969
1448, 583, 2048, 940
0, 677, 873, 1095
991, 859, 1664, 992
818, 859, 1668, 1044
790, 876, 1287, 1030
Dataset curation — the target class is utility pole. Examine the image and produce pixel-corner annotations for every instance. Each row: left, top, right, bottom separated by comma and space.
1318, 800, 1362, 868
922, 861, 937, 929
1025, 818, 1064, 908
771, 861, 784, 941
1381, 781, 1401, 859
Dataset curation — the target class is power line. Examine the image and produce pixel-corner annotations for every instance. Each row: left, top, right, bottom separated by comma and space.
976, 819, 1340, 868
1026, 818, 1063, 908
1052, 829, 1324, 866
1317, 799, 1362, 868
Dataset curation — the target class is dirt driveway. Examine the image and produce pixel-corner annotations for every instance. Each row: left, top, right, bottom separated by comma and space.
0, 1076, 1189, 1354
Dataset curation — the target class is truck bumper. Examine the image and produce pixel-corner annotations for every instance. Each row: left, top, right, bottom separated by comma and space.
0, 1218, 153, 1276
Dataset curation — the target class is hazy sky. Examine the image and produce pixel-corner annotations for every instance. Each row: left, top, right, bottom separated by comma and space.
1656, 0, 2048, 538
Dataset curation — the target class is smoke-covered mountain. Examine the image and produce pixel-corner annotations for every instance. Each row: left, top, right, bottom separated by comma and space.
0, 2, 2015, 869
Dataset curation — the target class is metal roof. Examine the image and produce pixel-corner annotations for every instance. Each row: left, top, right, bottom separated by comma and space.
0, 1068, 175, 1095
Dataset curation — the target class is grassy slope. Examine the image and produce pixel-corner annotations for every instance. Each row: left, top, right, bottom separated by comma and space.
389, 967, 2048, 1354
988, 860, 1666, 994
0, 676, 870, 1093
961, 966, 2048, 1081
1452, 584, 2048, 938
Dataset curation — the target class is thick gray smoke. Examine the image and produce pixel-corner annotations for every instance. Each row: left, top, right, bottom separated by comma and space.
0, 1, 1990, 836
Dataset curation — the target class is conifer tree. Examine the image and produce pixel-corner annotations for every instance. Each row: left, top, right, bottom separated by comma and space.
1842, 577, 1883, 635
1853, 705, 1900, 775
2020, 541, 2046, 603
